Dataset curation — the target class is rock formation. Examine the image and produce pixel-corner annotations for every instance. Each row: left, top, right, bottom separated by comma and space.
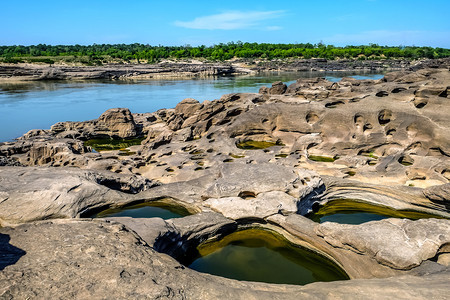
1, 65, 449, 298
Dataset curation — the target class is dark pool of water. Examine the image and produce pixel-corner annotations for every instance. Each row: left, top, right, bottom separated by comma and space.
312, 212, 388, 225
0, 71, 383, 142
308, 200, 445, 225
93, 202, 190, 219
188, 229, 348, 285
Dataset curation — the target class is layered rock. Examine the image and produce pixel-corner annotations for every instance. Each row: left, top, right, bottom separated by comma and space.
0, 167, 158, 225
0, 67, 449, 297
50, 108, 138, 139
0, 63, 241, 81
1, 218, 449, 299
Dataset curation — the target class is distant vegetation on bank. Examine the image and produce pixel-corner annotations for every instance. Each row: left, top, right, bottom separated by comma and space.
1, 42, 449, 65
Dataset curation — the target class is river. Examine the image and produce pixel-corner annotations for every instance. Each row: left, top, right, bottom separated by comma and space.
0, 71, 383, 142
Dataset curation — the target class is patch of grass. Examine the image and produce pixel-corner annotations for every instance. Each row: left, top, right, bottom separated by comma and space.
229, 153, 245, 158
27, 57, 55, 64
308, 155, 335, 162
84, 137, 145, 152
275, 153, 288, 158
2, 57, 24, 64
361, 151, 379, 159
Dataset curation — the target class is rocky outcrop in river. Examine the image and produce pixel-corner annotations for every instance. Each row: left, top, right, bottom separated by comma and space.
1, 65, 449, 298
0, 62, 241, 81
1, 58, 449, 81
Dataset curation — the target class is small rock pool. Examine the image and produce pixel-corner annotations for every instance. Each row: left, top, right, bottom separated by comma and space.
308, 199, 445, 225
91, 201, 191, 219
187, 228, 349, 285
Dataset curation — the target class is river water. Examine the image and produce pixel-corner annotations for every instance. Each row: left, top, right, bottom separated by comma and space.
0, 71, 383, 142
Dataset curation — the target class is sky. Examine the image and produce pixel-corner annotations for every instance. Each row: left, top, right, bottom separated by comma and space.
1, 0, 449, 47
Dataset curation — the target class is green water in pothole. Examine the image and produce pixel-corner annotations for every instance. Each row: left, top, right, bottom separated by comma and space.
92, 202, 191, 219
84, 137, 145, 152
308, 200, 445, 225
188, 229, 349, 285
236, 141, 281, 150
308, 155, 336, 162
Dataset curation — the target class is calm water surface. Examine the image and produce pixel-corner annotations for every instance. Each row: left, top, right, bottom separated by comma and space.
0, 71, 383, 142
188, 229, 349, 285
92, 202, 190, 219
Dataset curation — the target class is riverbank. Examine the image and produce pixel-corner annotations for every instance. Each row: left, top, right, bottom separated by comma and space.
1, 58, 449, 81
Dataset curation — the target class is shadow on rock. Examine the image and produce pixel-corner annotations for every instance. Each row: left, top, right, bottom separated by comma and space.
0, 233, 26, 270
153, 221, 237, 266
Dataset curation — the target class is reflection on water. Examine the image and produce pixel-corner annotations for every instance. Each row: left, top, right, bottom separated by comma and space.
91, 202, 191, 219
0, 71, 382, 142
308, 199, 446, 225
188, 228, 349, 285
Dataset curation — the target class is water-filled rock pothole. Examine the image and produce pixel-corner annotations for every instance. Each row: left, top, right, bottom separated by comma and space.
186, 228, 349, 285
84, 137, 145, 152
91, 200, 192, 219
308, 199, 445, 225
236, 140, 281, 150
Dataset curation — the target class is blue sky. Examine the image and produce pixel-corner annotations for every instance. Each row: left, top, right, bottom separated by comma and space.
1, 0, 449, 47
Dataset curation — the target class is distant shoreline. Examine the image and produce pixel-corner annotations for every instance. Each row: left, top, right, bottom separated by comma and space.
0, 58, 448, 81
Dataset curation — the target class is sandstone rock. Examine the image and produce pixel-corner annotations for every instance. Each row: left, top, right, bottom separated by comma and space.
95, 108, 138, 138
1, 218, 450, 299
424, 183, 450, 202
269, 81, 287, 94
316, 218, 450, 269
50, 108, 138, 139
204, 191, 298, 220
0, 167, 157, 225
174, 98, 202, 118
202, 162, 322, 199
259, 86, 269, 94
19, 139, 89, 166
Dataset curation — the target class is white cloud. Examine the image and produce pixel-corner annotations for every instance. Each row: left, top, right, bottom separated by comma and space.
266, 26, 282, 31
174, 10, 284, 30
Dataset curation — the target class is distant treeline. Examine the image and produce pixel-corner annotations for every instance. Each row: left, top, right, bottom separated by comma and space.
1, 42, 449, 63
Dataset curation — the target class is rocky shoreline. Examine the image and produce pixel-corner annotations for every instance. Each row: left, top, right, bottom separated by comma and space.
1, 63, 450, 298
1, 58, 449, 81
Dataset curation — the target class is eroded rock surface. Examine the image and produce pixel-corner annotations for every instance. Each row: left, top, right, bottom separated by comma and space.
1, 219, 450, 299
0, 167, 157, 225
0, 66, 449, 297
316, 218, 450, 270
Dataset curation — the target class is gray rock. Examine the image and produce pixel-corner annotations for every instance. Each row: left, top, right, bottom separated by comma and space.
204, 191, 298, 220
1, 219, 450, 299
269, 81, 287, 95
0, 167, 157, 225
424, 183, 450, 202
316, 218, 450, 270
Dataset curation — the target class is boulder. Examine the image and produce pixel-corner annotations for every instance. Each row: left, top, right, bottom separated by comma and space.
269, 81, 287, 95
95, 108, 138, 138
424, 183, 450, 202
